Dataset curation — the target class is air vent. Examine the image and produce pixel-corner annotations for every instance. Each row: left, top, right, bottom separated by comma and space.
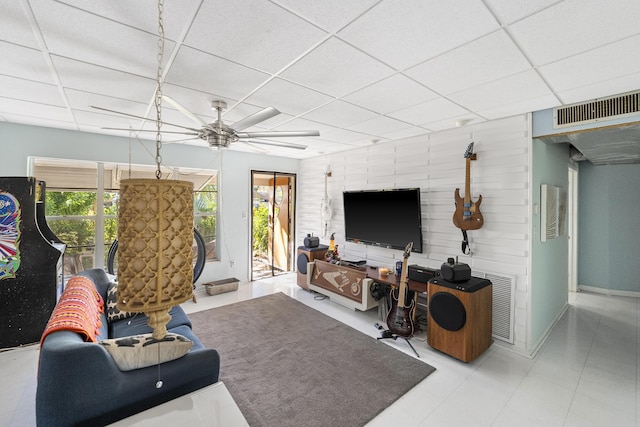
554, 90, 640, 128
474, 270, 516, 344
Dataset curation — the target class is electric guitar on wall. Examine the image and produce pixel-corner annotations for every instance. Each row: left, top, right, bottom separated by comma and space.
386, 242, 415, 338
453, 142, 484, 230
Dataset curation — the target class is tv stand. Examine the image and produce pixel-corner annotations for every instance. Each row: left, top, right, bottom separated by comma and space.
307, 261, 377, 311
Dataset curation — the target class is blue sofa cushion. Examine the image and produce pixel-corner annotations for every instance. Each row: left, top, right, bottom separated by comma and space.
110, 304, 192, 338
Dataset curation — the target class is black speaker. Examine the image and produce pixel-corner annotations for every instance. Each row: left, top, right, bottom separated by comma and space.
427, 277, 492, 362
296, 245, 328, 289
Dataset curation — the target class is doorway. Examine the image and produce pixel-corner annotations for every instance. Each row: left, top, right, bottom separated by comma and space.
568, 164, 578, 292
251, 171, 296, 280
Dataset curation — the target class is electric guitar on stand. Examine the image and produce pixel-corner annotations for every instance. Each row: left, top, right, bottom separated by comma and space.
385, 242, 415, 338
453, 142, 483, 254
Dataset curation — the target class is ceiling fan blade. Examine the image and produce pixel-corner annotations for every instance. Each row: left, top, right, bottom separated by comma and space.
245, 139, 307, 150
163, 137, 203, 145
162, 95, 210, 128
90, 105, 202, 132
236, 130, 319, 139
101, 127, 199, 136
232, 106, 280, 131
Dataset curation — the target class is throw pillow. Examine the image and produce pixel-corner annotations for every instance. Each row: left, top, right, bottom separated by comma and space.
106, 282, 137, 322
99, 333, 193, 371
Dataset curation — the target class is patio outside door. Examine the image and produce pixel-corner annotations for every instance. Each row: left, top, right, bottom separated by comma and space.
251, 171, 295, 280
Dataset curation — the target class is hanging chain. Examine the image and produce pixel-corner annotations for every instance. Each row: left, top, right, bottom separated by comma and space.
154, 0, 165, 180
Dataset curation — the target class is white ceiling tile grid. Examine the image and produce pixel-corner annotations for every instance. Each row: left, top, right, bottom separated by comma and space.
0, 0, 638, 160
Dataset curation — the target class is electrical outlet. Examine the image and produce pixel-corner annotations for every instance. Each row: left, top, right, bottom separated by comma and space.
230, 261, 235, 267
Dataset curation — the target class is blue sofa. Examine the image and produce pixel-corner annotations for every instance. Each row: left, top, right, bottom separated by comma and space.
36, 268, 220, 426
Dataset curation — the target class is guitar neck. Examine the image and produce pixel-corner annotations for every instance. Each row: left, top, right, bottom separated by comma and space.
464, 158, 471, 204
398, 260, 410, 306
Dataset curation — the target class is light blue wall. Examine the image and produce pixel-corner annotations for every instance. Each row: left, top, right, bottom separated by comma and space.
578, 162, 640, 291
530, 138, 570, 346
0, 122, 300, 282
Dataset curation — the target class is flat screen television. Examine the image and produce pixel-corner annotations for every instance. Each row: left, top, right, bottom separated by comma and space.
343, 188, 423, 253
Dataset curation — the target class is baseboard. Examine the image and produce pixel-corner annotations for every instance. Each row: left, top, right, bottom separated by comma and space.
528, 302, 569, 359
578, 285, 640, 298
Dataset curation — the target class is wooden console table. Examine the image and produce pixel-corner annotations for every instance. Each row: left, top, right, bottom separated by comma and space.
307, 261, 430, 312
308, 260, 377, 311
365, 266, 428, 294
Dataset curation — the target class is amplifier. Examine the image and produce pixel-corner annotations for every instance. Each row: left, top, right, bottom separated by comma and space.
408, 265, 436, 283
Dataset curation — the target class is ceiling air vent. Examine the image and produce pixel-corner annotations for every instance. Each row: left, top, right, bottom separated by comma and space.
553, 90, 640, 128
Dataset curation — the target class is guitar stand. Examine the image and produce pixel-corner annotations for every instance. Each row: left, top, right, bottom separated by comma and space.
377, 330, 420, 358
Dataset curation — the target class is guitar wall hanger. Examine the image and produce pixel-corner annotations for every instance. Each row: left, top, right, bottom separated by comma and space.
453, 142, 484, 255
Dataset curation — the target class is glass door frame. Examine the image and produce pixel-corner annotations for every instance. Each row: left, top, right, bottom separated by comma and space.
250, 170, 296, 281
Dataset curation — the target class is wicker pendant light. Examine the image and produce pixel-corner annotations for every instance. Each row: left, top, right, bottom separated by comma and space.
116, 0, 193, 340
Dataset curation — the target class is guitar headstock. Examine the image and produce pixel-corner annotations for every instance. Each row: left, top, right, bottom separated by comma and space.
403, 242, 413, 259
464, 142, 475, 158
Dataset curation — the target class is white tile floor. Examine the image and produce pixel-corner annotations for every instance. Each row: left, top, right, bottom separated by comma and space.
2, 272, 638, 427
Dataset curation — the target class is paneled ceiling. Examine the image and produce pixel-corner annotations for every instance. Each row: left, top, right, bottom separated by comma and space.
1, 0, 640, 159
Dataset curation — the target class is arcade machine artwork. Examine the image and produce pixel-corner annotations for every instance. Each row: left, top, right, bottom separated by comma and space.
0, 191, 20, 280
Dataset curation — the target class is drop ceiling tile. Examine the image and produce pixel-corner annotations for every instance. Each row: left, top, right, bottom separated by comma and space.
346, 115, 411, 135
270, 0, 379, 32
477, 94, 560, 120
448, 69, 554, 112
380, 126, 430, 141
300, 100, 379, 128
342, 74, 438, 114
556, 72, 640, 105
244, 78, 333, 116
72, 109, 146, 129
509, 0, 640, 66
302, 139, 357, 153
422, 114, 485, 132
56, 0, 201, 42
64, 89, 149, 115
0, 97, 72, 122
388, 98, 471, 125
338, 0, 500, 70
0, 75, 64, 106
539, 35, 640, 92
52, 56, 157, 103
271, 117, 338, 136
0, 112, 75, 129
405, 30, 531, 95
0, 1, 40, 48
165, 46, 270, 101
184, 0, 327, 74
321, 129, 376, 144
0, 41, 55, 84
280, 37, 395, 98
30, 1, 174, 78
483, 0, 562, 24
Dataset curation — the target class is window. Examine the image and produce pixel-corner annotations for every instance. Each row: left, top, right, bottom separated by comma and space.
45, 189, 118, 275
32, 158, 218, 275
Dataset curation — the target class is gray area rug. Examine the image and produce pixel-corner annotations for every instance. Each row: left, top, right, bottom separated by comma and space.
189, 292, 435, 427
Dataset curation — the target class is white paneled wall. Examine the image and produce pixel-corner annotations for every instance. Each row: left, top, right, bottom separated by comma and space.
298, 114, 532, 354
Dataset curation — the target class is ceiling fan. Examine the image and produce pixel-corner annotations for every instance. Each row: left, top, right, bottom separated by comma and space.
92, 96, 319, 150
